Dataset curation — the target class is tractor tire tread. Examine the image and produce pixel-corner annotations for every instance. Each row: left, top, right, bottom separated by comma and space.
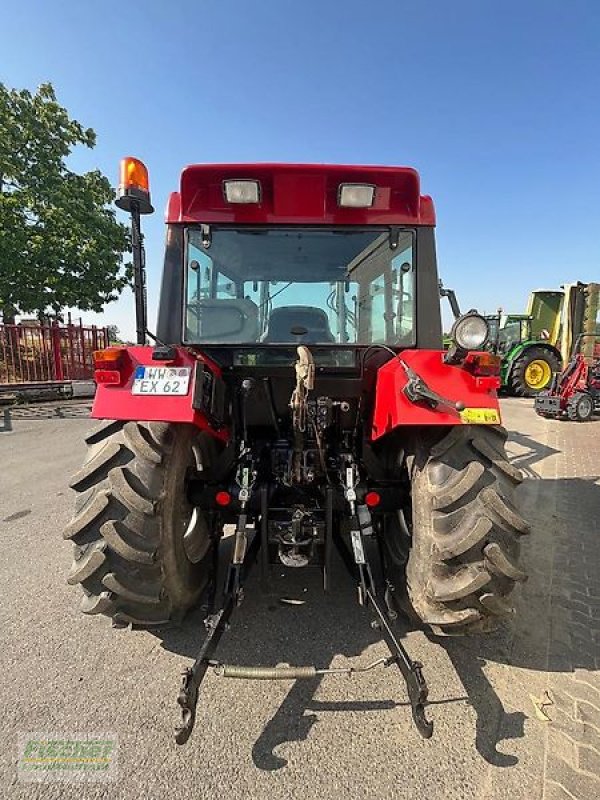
67, 541, 107, 585
566, 392, 594, 422
405, 425, 528, 635
100, 519, 156, 565
69, 440, 130, 493
471, 436, 524, 484
431, 461, 485, 510
63, 490, 110, 541
65, 420, 212, 625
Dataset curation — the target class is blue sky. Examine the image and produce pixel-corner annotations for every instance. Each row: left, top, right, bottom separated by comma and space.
2, 0, 599, 338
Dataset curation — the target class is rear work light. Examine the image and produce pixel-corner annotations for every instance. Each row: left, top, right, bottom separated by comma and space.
223, 180, 261, 204
338, 183, 376, 208
451, 313, 489, 351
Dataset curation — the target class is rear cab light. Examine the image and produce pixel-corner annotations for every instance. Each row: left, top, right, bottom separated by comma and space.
337, 183, 376, 208
223, 180, 261, 204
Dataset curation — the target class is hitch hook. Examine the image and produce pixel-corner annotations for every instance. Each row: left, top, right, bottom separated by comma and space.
175, 668, 199, 745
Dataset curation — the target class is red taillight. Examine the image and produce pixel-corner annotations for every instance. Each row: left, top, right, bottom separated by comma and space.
93, 348, 127, 386
365, 491, 381, 508
215, 490, 231, 507
95, 369, 121, 385
464, 352, 502, 377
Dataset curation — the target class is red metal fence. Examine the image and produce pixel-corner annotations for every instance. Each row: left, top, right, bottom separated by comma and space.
0, 322, 108, 385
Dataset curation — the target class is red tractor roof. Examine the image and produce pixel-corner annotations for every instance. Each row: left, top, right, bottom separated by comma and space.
165, 163, 435, 226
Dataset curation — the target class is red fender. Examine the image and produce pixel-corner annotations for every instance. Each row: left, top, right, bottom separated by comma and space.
371, 350, 501, 441
91, 346, 229, 443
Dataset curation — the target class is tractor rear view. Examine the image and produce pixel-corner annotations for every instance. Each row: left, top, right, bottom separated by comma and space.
63, 160, 529, 744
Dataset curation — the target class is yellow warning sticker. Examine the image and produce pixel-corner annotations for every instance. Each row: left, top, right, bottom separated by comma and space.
459, 407, 501, 425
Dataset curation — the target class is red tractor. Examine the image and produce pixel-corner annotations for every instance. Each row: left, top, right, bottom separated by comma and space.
535, 334, 600, 421
64, 159, 529, 744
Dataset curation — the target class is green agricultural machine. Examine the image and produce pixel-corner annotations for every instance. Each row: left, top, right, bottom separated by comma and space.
440, 285, 563, 395
484, 290, 564, 396
486, 284, 600, 397
444, 283, 599, 398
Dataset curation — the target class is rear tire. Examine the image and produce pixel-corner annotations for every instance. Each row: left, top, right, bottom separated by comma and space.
64, 420, 217, 625
404, 425, 529, 635
508, 347, 561, 397
566, 391, 594, 421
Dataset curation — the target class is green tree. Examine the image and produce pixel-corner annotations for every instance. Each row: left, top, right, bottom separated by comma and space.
106, 324, 121, 344
0, 82, 130, 323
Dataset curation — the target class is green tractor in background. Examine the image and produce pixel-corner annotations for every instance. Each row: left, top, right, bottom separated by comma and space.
440, 284, 563, 396
485, 293, 563, 396
441, 283, 599, 398
485, 285, 600, 397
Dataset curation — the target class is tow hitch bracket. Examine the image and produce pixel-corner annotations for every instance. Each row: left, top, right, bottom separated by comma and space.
364, 584, 433, 738
175, 529, 261, 745
341, 479, 433, 739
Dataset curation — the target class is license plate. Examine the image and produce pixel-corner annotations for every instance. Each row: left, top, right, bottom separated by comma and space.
131, 366, 191, 396
459, 407, 501, 424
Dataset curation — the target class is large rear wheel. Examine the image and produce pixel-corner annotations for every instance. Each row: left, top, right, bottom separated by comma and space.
508, 346, 561, 397
396, 425, 529, 635
64, 420, 218, 625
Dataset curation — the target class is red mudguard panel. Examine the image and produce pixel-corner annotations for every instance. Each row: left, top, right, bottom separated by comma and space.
371, 350, 501, 441
91, 346, 228, 443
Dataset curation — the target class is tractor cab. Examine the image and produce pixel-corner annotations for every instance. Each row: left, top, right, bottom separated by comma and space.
184, 225, 416, 370
485, 313, 533, 355
154, 164, 445, 371
185, 226, 415, 346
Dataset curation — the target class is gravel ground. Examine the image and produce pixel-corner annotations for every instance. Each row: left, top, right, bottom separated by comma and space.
0, 398, 598, 799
